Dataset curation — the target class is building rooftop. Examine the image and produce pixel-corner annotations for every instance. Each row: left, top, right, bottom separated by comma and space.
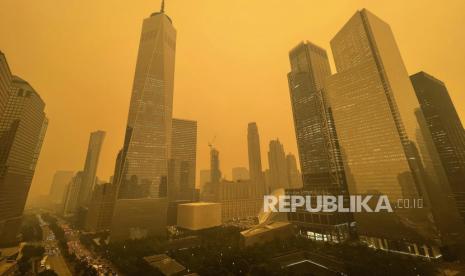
241, 221, 291, 237
143, 254, 186, 275
180, 202, 220, 207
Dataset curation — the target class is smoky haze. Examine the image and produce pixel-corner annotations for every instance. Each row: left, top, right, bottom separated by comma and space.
0, 0, 464, 197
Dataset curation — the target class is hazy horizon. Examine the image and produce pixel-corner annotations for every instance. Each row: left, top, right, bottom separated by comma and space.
1, 0, 464, 197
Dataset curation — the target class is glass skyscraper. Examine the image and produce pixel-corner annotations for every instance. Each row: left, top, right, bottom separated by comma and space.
0, 76, 48, 245
78, 130, 105, 207
410, 71, 465, 223
326, 9, 463, 256
111, 3, 176, 241
287, 41, 352, 243
169, 118, 197, 201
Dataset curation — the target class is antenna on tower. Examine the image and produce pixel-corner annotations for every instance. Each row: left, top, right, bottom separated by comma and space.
160, 0, 165, 13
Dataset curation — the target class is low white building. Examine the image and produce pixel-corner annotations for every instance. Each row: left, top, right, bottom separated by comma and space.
177, 202, 221, 231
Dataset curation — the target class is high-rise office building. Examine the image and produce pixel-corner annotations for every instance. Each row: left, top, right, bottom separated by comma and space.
232, 167, 249, 182
49, 170, 75, 205
62, 172, 84, 217
199, 169, 211, 191
0, 52, 12, 118
410, 71, 465, 222
169, 118, 197, 201
287, 41, 351, 242
247, 122, 263, 181
84, 183, 116, 232
0, 76, 48, 245
111, 2, 176, 241
247, 122, 267, 196
267, 139, 289, 191
326, 9, 463, 256
210, 147, 221, 184
285, 153, 302, 188
78, 130, 105, 207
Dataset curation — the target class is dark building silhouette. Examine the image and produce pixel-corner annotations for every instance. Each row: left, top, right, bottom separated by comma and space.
169, 118, 197, 201
410, 71, 465, 222
78, 130, 105, 208
85, 183, 116, 232
247, 122, 266, 196
48, 170, 74, 208
267, 139, 289, 191
247, 122, 263, 181
0, 75, 47, 245
210, 147, 221, 184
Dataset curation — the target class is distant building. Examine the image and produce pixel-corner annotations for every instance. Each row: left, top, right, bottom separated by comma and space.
78, 131, 105, 208
410, 71, 465, 223
48, 171, 74, 206
169, 118, 197, 201
285, 153, 302, 188
84, 183, 116, 232
247, 122, 267, 196
111, 3, 177, 241
267, 139, 289, 191
0, 51, 12, 118
177, 202, 222, 231
210, 147, 221, 184
62, 172, 84, 217
247, 122, 263, 181
199, 169, 211, 191
0, 75, 48, 245
232, 167, 249, 181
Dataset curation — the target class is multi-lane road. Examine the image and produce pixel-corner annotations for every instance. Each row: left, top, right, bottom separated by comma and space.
37, 214, 73, 276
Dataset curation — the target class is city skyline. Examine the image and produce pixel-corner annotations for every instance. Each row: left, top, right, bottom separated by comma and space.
2, 2, 465, 274
1, 1, 464, 199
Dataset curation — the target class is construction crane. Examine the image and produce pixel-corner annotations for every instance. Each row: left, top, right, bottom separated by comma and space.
208, 135, 216, 150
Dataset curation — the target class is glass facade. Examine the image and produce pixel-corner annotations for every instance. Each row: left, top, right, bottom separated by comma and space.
410, 72, 465, 223
117, 11, 176, 200
0, 76, 47, 245
287, 41, 352, 242
326, 9, 463, 248
169, 118, 197, 201
111, 10, 176, 241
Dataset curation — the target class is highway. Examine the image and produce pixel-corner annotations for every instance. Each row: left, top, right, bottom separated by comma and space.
37, 214, 73, 276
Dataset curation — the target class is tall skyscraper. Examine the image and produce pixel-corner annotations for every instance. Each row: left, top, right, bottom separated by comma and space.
169, 118, 197, 201
0, 52, 12, 118
62, 171, 84, 217
199, 169, 211, 191
287, 42, 351, 242
247, 122, 263, 181
78, 130, 105, 207
111, 2, 176, 241
410, 71, 465, 222
210, 147, 221, 184
49, 170, 75, 204
326, 9, 463, 256
267, 139, 289, 191
0, 76, 48, 245
84, 182, 116, 232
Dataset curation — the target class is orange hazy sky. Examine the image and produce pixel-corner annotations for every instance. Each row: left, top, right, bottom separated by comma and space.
1, 0, 464, 197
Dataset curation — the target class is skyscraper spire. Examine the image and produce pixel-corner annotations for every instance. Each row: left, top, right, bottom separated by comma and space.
161, 0, 165, 13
